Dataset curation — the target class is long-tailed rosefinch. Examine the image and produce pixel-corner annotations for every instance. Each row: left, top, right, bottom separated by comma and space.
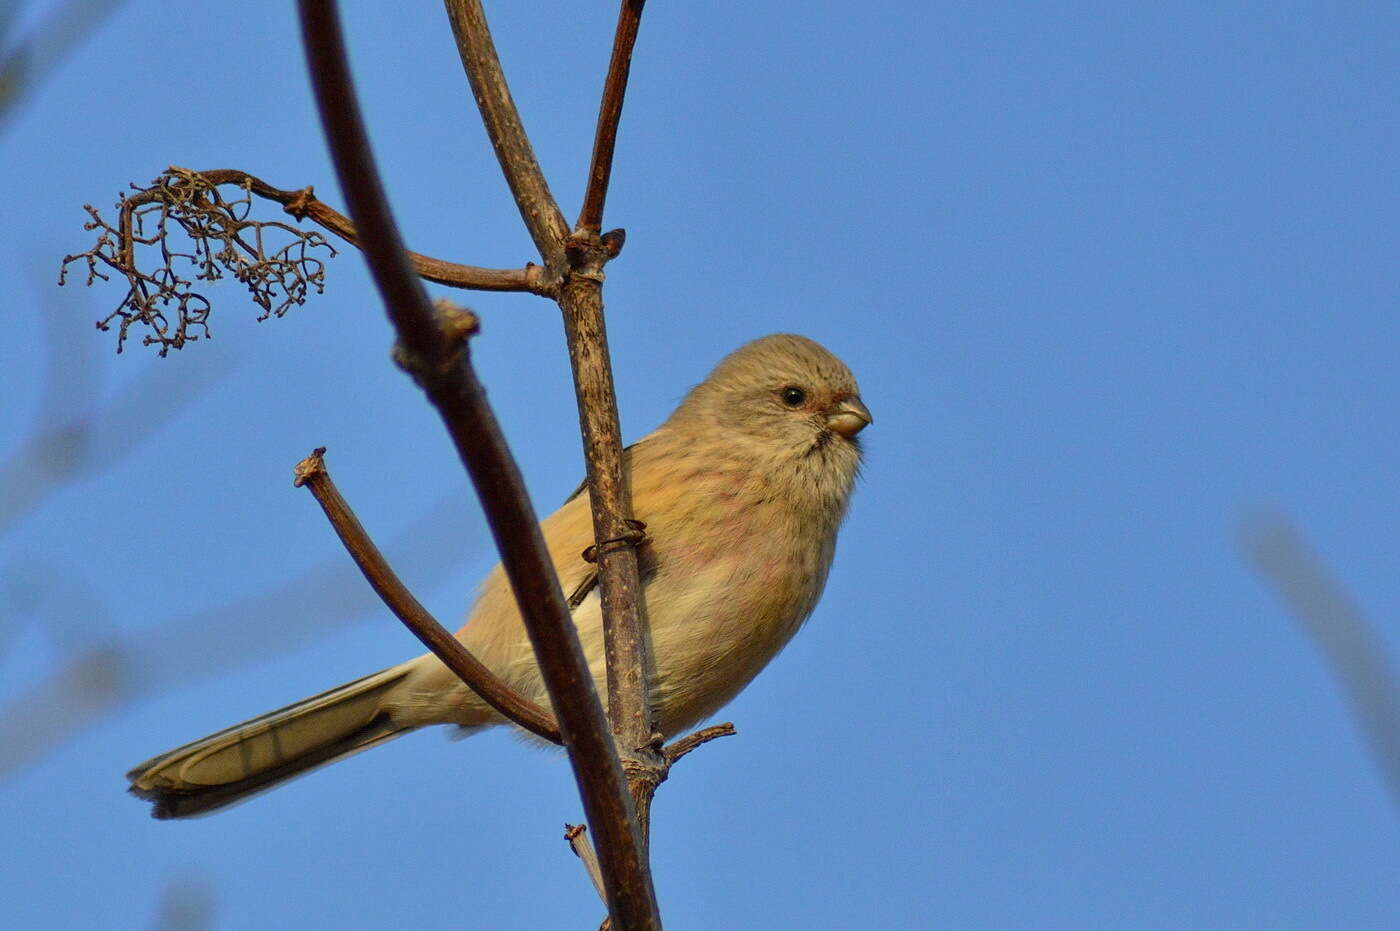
129, 333, 871, 818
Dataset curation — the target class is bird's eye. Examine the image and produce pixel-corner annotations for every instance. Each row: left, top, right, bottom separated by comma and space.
780, 386, 807, 408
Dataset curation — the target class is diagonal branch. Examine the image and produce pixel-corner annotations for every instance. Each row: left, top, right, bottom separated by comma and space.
663, 722, 736, 766
566, 823, 608, 907
293, 447, 561, 743
1243, 516, 1400, 804
93, 167, 546, 294
65, 167, 547, 296
295, 3, 659, 928
162, 168, 552, 294
442, 0, 571, 269
577, 0, 647, 234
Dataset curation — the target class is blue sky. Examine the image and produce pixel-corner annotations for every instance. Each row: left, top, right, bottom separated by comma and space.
2, 1, 1398, 928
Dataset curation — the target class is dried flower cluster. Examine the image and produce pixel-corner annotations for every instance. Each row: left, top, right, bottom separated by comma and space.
59, 167, 336, 354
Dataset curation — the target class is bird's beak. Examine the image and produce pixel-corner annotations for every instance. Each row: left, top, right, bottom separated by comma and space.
826, 396, 872, 438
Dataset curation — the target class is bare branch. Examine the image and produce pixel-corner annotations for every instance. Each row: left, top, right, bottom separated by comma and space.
577, 0, 647, 234
59, 167, 337, 354
0, 295, 236, 535
548, 4, 661, 846
442, 0, 571, 268
566, 823, 608, 906
557, 266, 662, 833
59, 167, 552, 354
154, 169, 550, 294
0, 494, 480, 780
293, 447, 561, 743
621, 722, 739, 850
663, 722, 737, 766
442, 0, 663, 852
295, 3, 657, 926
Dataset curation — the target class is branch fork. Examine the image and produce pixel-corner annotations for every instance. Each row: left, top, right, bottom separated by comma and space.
74, 0, 726, 924
300, 1, 667, 924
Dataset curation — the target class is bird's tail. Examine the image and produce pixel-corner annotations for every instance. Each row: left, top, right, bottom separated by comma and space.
127, 661, 418, 819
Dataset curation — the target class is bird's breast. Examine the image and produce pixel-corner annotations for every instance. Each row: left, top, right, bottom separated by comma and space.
640, 497, 837, 735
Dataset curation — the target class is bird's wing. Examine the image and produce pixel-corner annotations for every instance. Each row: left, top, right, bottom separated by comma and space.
561, 442, 638, 505
554, 442, 655, 611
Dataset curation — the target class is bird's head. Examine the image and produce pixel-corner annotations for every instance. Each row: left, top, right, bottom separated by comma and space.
669, 333, 871, 478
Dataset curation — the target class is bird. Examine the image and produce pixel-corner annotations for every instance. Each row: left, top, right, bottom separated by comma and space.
127, 333, 871, 818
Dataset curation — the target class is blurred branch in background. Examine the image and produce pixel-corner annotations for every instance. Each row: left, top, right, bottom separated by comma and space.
1243, 515, 1400, 806
0, 296, 237, 536
0, 284, 490, 798
0, 0, 123, 131
0, 491, 484, 779
150, 871, 215, 931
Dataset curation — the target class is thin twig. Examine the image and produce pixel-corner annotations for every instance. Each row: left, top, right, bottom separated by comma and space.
296, 3, 657, 927
293, 447, 560, 743
577, 0, 647, 234
566, 823, 608, 905
62, 166, 551, 354
663, 722, 737, 765
185, 168, 551, 293
442, 0, 571, 269
566, 725, 735, 926
621, 722, 739, 847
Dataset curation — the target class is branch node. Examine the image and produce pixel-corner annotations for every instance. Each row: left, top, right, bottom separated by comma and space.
390, 343, 430, 384
392, 299, 480, 384
283, 185, 318, 221
601, 228, 626, 259
564, 229, 622, 278
565, 233, 597, 265
434, 297, 481, 345
621, 756, 667, 790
